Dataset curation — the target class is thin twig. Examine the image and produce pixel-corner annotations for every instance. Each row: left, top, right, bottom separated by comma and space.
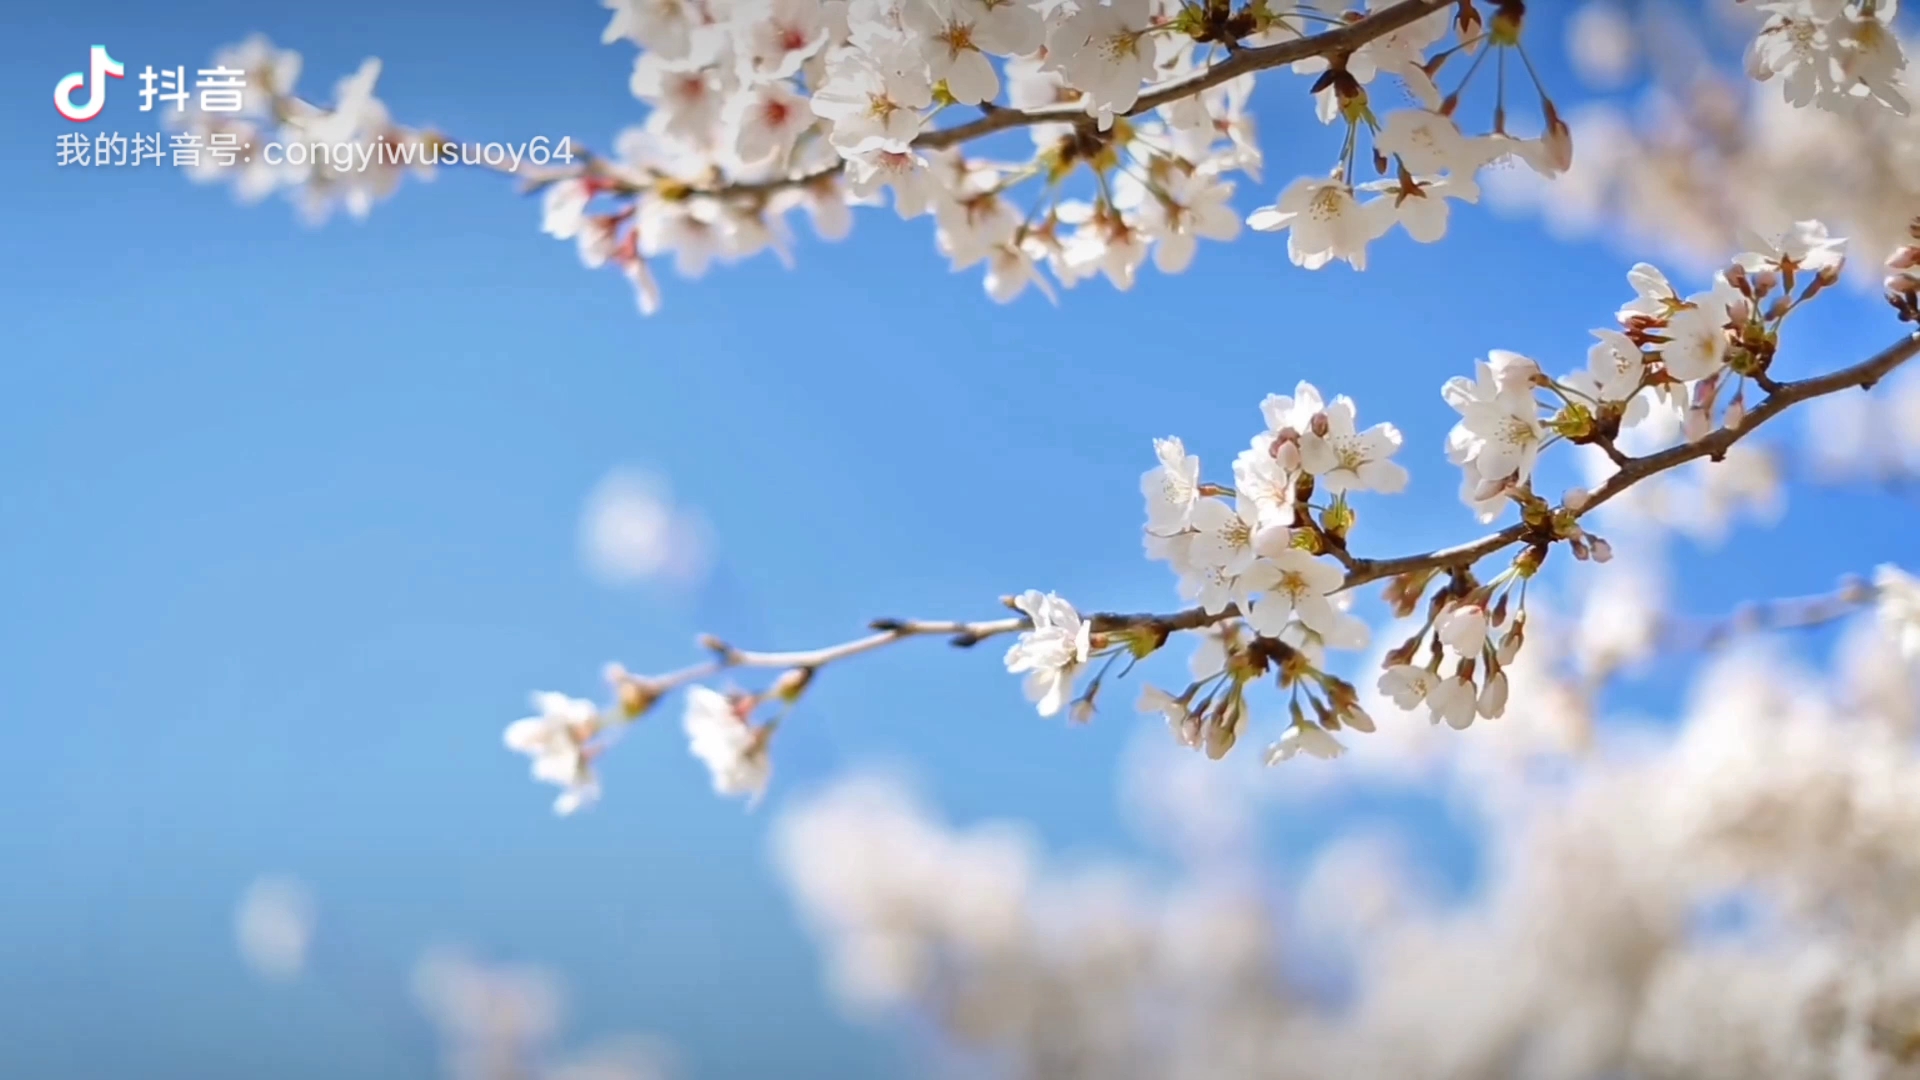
1677, 579, 1881, 651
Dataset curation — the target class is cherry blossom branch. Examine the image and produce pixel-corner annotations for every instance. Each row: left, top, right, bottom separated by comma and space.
609, 329, 1920, 703
1343, 329, 1920, 588
910, 0, 1455, 149
504, 0, 1455, 200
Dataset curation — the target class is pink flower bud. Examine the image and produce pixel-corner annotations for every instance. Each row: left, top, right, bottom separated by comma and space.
1724, 391, 1747, 431
1476, 670, 1510, 719
1684, 406, 1712, 443
1590, 537, 1613, 563
1544, 116, 1574, 174
1562, 486, 1591, 512
1496, 624, 1524, 665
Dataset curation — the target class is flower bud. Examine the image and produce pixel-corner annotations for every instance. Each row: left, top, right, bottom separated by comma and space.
1723, 390, 1747, 431
1204, 717, 1237, 760
1684, 405, 1712, 444
604, 663, 663, 720
1562, 486, 1591, 512
1542, 110, 1574, 174
771, 666, 816, 705
1476, 670, 1510, 719
1435, 602, 1490, 656
1496, 619, 1525, 665
1590, 536, 1613, 563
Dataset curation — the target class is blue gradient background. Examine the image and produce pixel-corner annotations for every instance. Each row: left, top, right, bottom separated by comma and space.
2, 2, 1912, 1077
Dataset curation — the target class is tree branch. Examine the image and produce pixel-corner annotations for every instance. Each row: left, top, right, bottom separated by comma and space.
1342, 330, 1920, 589
914, 0, 1454, 150
612, 330, 1920, 701
514, 0, 1454, 199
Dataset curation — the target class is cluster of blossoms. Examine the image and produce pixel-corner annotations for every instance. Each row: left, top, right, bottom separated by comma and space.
178, 1, 1917, 316
184, 0, 1600, 314
501, 217, 1920, 814
1488, 2, 1917, 293
1743, 0, 1909, 115
504, 662, 787, 814
1436, 219, 1847, 533
770, 583, 1920, 1080
169, 36, 443, 223
1119, 382, 1408, 761
981, 219, 1894, 773
539, 0, 1588, 309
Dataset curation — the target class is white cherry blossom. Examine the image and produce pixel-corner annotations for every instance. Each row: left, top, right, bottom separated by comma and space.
905, 0, 1038, 106
1584, 328, 1647, 404
1378, 664, 1439, 711
736, 0, 832, 81
1435, 603, 1489, 658
1298, 395, 1409, 495
630, 54, 735, 146
1187, 495, 1267, 577
1003, 590, 1093, 717
683, 686, 775, 802
503, 692, 604, 815
540, 179, 592, 240
1446, 354, 1548, 485
1044, 0, 1159, 124
1247, 176, 1394, 271
727, 80, 812, 165
1618, 262, 1679, 321
845, 147, 939, 218
1425, 673, 1478, 729
1660, 302, 1731, 383
1877, 564, 1920, 661
1114, 168, 1242, 275
1265, 722, 1346, 763
1361, 174, 1481, 245
1735, 218, 1847, 275
1374, 110, 1492, 176
602, 0, 691, 54
811, 50, 933, 151
1141, 436, 1200, 534
1237, 546, 1344, 639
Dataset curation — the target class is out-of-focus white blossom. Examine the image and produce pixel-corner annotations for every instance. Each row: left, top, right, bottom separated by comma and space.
1876, 563, 1920, 660
234, 876, 316, 982
504, 692, 605, 815
682, 686, 775, 802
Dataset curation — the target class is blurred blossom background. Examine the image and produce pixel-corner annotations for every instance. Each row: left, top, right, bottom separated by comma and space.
8, 0, 1920, 1078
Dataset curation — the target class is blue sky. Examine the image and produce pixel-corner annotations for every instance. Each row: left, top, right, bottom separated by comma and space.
3, 3, 1915, 1078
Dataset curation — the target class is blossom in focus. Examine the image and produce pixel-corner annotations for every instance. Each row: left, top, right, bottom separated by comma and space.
1004, 590, 1093, 717
1248, 176, 1394, 271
